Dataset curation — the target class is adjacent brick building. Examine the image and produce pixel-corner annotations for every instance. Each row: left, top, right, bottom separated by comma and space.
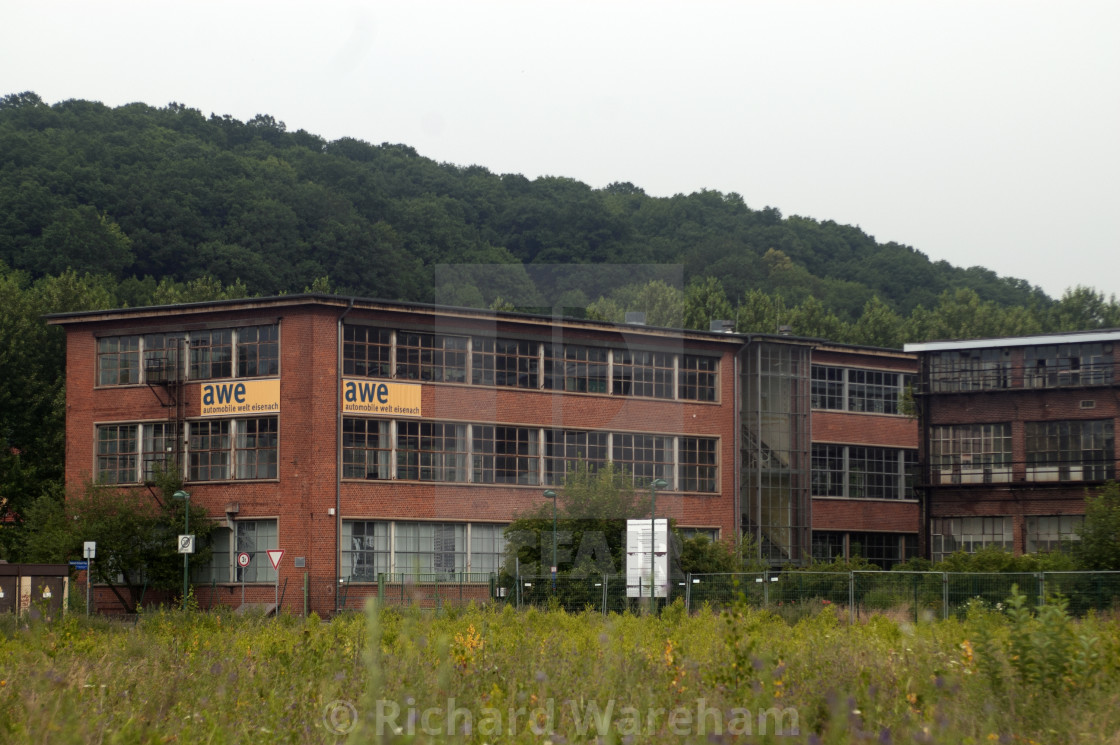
906, 330, 1119, 560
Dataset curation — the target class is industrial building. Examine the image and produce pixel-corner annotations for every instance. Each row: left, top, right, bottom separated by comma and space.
48, 295, 921, 614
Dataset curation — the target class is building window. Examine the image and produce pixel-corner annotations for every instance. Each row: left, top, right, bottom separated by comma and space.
1025, 419, 1115, 482
189, 329, 233, 380
141, 422, 178, 481
812, 444, 916, 500
810, 365, 913, 413
395, 522, 466, 576
472, 425, 539, 485
343, 326, 392, 378
677, 527, 720, 543
343, 418, 392, 479
849, 370, 900, 414
613, 350, 674, 398
396, 332, 468, 383
811, 532, 846, 562
544, 429, 608, 485
235, 417, 279, 479
927, 349, 1010, 392
472, 338, 538, 388
1025, 515, 1084, 554
235, 520, 278, 582
237, 325, 279, 377
343, 521, 390, 581
848, 532, 914, 569
679, 437, 718, 493
142, 333, 185, 383
929, 423, 1012, 484
612, 433, 674, 487
1025, 343, 1113, 388
469, 524, 507, 574
189, 420, 230, 481
548, 344, 608, 393
810, 366, 844, 409
396, 421, 467, 481
931, 517, 1012, 562
96, 424, 138, 483
679, 355, 717, 401
199, 520, 278, 583
188, 418, 278, 482
97, 336, 140, 386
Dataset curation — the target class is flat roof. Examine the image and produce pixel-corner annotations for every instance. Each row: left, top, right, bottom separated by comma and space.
905, 328, 1120, 353
44, 293, 767, 346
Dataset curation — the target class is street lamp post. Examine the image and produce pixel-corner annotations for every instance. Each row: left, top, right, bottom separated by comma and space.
649, 478, 669, 614
543, 489, 558, 589
172, 490, 190, 610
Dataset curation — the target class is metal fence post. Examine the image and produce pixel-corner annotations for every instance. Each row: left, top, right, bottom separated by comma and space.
942, 573, 948, 620
1037, 572, 1045, 607
849, 572, 855, 624
685, 573, 692, 613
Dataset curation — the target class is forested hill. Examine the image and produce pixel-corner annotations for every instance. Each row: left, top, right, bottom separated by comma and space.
0, 92, 1051, 320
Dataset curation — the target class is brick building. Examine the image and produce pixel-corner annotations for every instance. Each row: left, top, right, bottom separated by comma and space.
48, 295, 921, 614
905, 330, 1119, 560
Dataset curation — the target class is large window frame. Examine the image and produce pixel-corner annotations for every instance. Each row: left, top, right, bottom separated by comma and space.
341, 521, 508, 580
1025, 343, 1113, 388
1025, 419, 1115, 482
341, 418, 720, 493
929, 423, 1012, 484
199, 519, 278, 584
811, 444, 917, 500
97, 325, 280, 386
931, 516, 1012, 562
811, 365, 914, 414
342, 325, 722, 403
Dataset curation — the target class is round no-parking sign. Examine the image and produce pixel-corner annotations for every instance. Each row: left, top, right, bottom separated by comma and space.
237, 552, 251, 568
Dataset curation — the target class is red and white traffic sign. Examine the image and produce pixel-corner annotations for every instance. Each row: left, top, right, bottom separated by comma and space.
237, 552, 251, 568
266, 549, 284, 570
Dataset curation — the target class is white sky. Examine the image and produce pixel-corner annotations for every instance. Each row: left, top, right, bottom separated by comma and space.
3, 1, 1118, 300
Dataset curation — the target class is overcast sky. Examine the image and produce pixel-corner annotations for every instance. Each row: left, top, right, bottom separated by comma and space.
3, 1, 1117, 300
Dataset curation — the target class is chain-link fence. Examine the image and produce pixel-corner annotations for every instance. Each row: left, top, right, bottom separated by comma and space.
492, 571, 1120, 620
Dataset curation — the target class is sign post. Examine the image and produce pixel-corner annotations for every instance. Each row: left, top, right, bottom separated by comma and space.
83, 541, 96, 616
267, 549, 284, 615
237, 552, 251, 605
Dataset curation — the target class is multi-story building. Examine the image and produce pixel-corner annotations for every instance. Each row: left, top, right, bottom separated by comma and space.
905, 330, 1119, 560
49, 296, 743, 614
47, 295, 922, 614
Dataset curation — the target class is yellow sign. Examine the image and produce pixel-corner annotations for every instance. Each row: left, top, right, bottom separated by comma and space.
200, 379, 280, 417
342, 379, 422, 417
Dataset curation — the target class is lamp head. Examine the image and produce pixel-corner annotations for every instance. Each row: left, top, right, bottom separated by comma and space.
543, 489, 558, 499
651, 479, 669, 489
172, 490, 190, 501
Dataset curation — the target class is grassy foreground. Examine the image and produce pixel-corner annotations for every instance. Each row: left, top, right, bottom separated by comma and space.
1, 594, 1118, 744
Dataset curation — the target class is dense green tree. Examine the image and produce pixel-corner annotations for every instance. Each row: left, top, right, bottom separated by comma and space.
1074, 482, 1120, 571
503, 462, 644, 578
16, 479, 216, 612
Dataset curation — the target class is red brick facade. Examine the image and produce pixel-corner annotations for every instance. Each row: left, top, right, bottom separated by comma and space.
51, 297, 741, 615
807, 345, 920, 563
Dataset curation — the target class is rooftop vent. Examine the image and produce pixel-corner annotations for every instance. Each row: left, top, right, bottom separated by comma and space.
778, 325, 793, 335
709, 319, 735, 333
625, 311, 647, 325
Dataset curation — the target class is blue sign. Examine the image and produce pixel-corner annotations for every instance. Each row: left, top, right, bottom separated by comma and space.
69, 560, 88, 570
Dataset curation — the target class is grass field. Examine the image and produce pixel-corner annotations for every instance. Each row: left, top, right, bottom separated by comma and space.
1, 591, 1118, 744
